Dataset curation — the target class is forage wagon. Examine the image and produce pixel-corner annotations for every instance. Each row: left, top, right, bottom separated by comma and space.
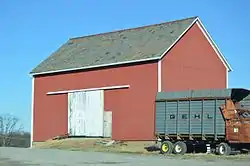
155, 88, 250, 155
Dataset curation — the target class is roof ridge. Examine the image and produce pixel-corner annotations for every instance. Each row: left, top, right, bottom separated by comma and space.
31, 16, 204, 75
69, 16, 198, 41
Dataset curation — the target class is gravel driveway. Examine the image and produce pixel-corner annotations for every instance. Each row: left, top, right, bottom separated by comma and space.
0, 147, 249, 166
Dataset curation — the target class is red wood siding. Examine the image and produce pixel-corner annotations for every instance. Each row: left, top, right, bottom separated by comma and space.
33, 62, 158, 142
161, 23, 227, 92
33, 21, 228, 142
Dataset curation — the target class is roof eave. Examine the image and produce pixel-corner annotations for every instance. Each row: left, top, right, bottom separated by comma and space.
30, 56, 160, 76
30, 16, 232, 77
31, 17, 199, 77
159, 17, 199, 60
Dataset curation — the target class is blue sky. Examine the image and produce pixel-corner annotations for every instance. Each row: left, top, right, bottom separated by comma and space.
0, 0, 249, 131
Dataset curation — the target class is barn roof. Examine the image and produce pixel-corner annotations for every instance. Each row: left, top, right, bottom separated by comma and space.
30, 16, 232, 76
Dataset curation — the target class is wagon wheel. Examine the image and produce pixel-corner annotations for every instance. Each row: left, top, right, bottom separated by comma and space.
173, 141, 187, 155
160, 141, 173, 154
217, 143, 231, 155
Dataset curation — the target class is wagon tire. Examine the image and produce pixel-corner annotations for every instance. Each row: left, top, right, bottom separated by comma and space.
160, 141, 173, 154
173, 141, 187, 155
217, 143, 231, 155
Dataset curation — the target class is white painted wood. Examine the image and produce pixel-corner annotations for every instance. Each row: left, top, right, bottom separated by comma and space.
47, 85, 130, 95
84, 90, 104, 136
68, 91, 86, 136
31, 57, 160, 76
103, 111, 112, 137
226, 70, 228, 88
68, 90, 104, 137
157, 60, 162, 92
30, 77, 34, 148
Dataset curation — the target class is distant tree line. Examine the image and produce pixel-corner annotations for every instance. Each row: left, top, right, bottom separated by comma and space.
0, 114, 30, 148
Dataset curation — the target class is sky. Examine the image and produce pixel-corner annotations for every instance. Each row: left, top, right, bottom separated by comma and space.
0, 0, 249, 131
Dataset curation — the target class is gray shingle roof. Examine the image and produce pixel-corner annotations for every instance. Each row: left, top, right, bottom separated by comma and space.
31, 16, 199, 75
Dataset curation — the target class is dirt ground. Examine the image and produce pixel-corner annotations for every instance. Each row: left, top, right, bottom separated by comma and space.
33, 138, 250, 160
33, 138, 157, 154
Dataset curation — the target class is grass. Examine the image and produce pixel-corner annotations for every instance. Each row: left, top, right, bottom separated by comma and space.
33, 138, 250, 160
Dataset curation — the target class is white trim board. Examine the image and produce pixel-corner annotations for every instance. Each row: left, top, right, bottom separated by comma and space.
30, 77, 34, 148
30, 57, 159, 76
159, 18, 198, 60
196, 18, 232, 72
157, 60, 162, 92
31, 17, 232, 76
226, 69, 228, 88
47, 85, 130, 95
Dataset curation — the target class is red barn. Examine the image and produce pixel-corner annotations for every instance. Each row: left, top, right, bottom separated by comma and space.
30, 16, 232, 145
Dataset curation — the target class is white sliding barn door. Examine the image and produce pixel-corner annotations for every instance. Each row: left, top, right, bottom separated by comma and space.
68, 91, 86, 136
68, 90, 104, 137
84, 90, 104, 136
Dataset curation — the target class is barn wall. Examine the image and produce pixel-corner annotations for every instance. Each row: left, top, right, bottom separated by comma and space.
161, 23, 227, 92
33, 62, 158, 142
33, 21, 229, 142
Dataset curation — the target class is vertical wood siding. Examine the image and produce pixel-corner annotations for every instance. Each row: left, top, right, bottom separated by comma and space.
161, 23, 227, 92
33, 62, 158, 141
33, 22, 228, 142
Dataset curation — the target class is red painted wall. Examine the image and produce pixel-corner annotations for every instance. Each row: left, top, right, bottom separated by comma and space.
33, 62, 158, 142
161, 23, 227, 92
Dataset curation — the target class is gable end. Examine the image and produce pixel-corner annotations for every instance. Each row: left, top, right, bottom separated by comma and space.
196, 18, 232, 72
159, 18, 232, 72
